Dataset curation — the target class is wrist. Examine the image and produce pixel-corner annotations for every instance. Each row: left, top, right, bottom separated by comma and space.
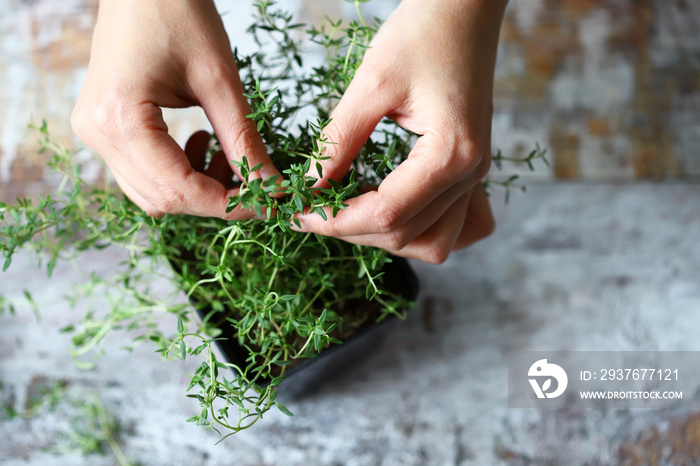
400, 0, 507, 14
398, 0, 507, 29
97, 0, 218, 22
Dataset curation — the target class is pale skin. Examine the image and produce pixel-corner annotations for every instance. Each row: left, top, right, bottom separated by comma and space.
72, 0, 507, 264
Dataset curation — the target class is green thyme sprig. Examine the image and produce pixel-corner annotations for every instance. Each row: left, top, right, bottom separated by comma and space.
0, 2, 410, 438
485, 144, 549, 202
0, 0, 547, 440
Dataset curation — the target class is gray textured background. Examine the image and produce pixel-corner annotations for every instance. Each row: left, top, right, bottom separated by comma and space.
2, 183, 700, 465
2, 0, 700, 464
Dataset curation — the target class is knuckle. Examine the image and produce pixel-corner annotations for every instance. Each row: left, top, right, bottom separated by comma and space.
150, 196, 174, 215
202, 62, 237, 89
458, 147, 482, 174
151, 181, 187, 215
144, 206, 165, 219
372, 200, 403, 235
230, 122, 262, 157
447, 137, 490, 181
327, 220, 343, 238
424, 138, 455, 173
318, 124, 344, 158
425, 246, 450, 265
123, 192, 164, 218
312, 214, 342, 237
224, 208, 256, 221
384, 229, 411, 252
70, 104, 90, 140
356, 65, 393, 99
473, 155, 492, 180
92, 93, 119, 131
91, 91, 134, 139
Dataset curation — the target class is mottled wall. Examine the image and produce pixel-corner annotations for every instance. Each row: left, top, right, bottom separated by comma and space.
1, 0, 698, 202
0, 0, 96, 202
496, 0, 700, 179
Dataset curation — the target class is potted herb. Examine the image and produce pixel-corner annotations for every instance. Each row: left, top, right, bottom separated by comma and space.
0, 1, 546, 440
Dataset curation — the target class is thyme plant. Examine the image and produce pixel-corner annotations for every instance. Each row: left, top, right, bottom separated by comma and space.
0, 0, 546, 440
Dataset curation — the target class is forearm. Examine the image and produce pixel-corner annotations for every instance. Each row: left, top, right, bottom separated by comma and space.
394, 0, 508, 70
397, 0, 508, 26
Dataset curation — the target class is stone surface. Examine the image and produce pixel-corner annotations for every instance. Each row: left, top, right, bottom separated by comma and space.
2, 0, 700, 463
495, 0, 700, 180
2, 181, 700, 465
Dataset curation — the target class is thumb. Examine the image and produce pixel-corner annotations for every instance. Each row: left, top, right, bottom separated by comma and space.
194, 65, 281, 183
311, 77, 392, 187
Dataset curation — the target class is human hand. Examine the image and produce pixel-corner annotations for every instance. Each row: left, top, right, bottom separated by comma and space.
293, 0, 506, 263
71, 0, 280, 219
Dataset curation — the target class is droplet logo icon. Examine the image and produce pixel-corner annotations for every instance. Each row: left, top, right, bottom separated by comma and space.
528, 359, 568, 399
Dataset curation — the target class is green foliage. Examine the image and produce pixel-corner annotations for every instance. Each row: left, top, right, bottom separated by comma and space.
55, 391, 131, 466
1, 379, 131, 465
0, 1, 413, 438
486, 143, 549, 203
0, 0, 546, 440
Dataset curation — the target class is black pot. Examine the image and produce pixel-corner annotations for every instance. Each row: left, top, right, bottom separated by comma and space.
190, 256, 419, 399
